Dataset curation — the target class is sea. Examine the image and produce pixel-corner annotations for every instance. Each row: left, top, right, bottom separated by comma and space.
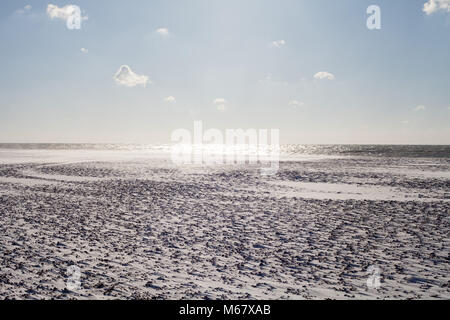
0, 144, 448, 158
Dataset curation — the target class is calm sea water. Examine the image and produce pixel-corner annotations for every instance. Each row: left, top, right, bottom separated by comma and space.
0, 144, 449, 158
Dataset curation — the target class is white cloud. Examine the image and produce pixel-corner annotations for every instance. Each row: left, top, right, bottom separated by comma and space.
156, 28, 170, 37
80, 48, 88, 54
313, 72, 335, 80
289, 100, 305, 108
401, 120, 409, 124
423, 0, 450, 15
414, 105, 426, 111
213, 98, 227, 104
164, 96, 176, 103
113, 65, 150, 87
270, 40, 286, 48
24, 5, 32, 10
46, 4, 87, 22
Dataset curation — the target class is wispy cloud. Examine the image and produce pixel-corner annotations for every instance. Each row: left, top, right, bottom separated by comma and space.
155, 27, 170, 37
313, 72, 335, 80
164, 96, 176, 103
289, 100, 305, 108
414, 105, 426, 111
213, 98, 227, 104
15, 4, 32, 15
423, 0, 450, 15
258, 74, 288, 86
80, 48, 88, 54
270, 40, 286, 48
113, 65, 150, 87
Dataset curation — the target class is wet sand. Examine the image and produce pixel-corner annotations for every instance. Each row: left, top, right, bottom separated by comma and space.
0, 151, 449, 299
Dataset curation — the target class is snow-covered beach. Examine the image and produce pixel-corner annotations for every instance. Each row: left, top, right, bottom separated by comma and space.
0, 147, 448, 299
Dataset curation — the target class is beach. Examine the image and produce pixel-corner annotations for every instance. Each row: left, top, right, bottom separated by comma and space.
0, 147, 449, 299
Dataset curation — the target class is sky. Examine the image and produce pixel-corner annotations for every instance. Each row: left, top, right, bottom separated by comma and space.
0, 0, 449, 144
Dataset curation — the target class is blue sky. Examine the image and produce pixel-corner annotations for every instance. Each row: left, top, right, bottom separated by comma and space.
0, 0, 449, 144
